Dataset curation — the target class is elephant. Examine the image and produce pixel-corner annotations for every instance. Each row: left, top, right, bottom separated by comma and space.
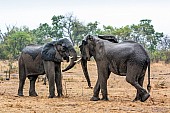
79, 35, 151, 102
18, 38, 77, 98
80, 35, 118, 88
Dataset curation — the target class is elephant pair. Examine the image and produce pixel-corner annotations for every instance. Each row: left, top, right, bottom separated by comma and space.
79, 35, 151, 102
18, 35, 151, 102
18, 38, 77, 98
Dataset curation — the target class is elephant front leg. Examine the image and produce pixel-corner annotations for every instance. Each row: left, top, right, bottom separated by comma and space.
46, 70, 56, 98
48, 78, 56, 98
90, 63, 110, 101
28, 76, 38, 96
98, 65, 110, 101
55, 63, 63, 97
44, 61, 56, 98
100, 79, 109, 101
90, 79, 100, 101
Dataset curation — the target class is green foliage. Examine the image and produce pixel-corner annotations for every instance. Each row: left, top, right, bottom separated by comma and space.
72, 20, 87, 45
0, 26, 35, 59
51, 15, 65, 39
31, 23, 52, 44
86, 21, 99, 34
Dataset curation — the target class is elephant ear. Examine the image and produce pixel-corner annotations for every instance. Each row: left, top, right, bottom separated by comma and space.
41, 41, 62, 62
95, 40, 105, 60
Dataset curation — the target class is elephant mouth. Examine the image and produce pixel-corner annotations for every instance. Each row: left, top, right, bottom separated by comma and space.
62, 49, 78, 72
63, 56, 69, 62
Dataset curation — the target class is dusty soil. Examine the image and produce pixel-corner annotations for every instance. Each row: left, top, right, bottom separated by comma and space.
0, 60, 170, 113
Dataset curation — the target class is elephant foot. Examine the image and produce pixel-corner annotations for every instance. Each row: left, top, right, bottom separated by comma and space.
132, 96, 141, 102
132, 98, 140, 102
101, 97, 109, 101
88, 84, 93, 89
18, 93, 24, 96
18, 91, 24, 96
141, 93, 150, 102
90, 96, 100, 101
29, 92, 38, 97
88, 86, 93, 89
57, 94, 64, 97
48, 95, 57, 98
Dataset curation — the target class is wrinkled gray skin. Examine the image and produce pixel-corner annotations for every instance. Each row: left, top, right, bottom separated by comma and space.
18, 38, 77, 98
80, 35, 118, 88
80, 35, 151, 102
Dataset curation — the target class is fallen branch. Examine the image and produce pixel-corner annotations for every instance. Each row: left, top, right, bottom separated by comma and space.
159, 73, 170, 75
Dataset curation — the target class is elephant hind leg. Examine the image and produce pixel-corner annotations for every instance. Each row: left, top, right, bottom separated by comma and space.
126, 64, 150, 102
133, 76, 144, 102
18, 62, 26, 96
28, 75, 38, 96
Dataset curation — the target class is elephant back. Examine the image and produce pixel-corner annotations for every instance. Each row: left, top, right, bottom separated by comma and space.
22, 45, 43, 60
21, 45, 45, 76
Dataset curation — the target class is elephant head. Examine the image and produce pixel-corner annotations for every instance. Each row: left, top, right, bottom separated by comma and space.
79, 35, 118, 88
41, 38, 77, 72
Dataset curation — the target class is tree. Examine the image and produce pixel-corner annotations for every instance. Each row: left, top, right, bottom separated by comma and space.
62, 13, 76, 44
51, 15, 65, 39
0, 26, 35, 59
72, 19, 87, 45
86, 21, 99, 34
32, 23, 52, 44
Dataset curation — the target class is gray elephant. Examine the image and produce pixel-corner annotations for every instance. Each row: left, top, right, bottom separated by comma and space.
80, 35, 118, 88
79, 35, 151, 102
18, 38, 77, 98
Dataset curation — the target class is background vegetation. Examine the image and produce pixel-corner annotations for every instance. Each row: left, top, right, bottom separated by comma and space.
0, 13, 169, 62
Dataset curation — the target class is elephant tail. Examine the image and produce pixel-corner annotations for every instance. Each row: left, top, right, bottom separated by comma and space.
147, 59, 151, 93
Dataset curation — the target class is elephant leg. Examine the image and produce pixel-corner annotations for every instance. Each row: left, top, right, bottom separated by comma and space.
55, 63, 63, 97
28, 75, 38, 96
43, 61, 56, 98
91, 62, 110, 101
90, 79, 100, 101
126, 64, 150, 102
18, 64, 26, 96
133, 76, 144, 102
100, 71, 110, 101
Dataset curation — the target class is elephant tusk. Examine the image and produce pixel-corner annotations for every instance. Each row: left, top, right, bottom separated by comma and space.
74, 58, 82, 63
69, 56, 74, 59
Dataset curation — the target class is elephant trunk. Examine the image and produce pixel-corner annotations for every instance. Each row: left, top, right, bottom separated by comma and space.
62, 48, 77, 72
81, 58, 92, 88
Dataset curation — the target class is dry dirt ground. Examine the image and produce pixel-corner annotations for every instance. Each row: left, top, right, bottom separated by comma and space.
0, 60, 170, 113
